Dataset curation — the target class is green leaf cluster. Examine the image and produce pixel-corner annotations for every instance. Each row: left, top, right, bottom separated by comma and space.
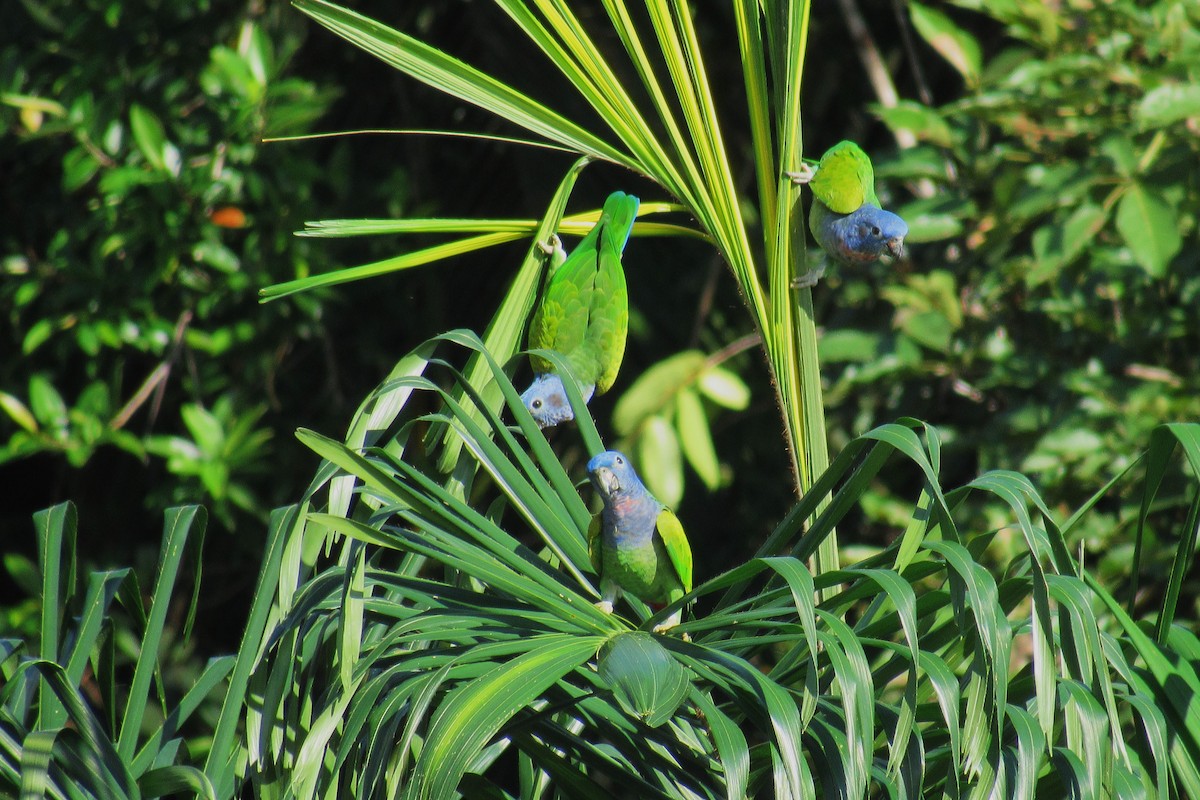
4, 0, 1200, 797
612, 350, 750, 506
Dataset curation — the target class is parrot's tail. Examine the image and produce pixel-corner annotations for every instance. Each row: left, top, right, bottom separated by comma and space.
600, 191, 640, 254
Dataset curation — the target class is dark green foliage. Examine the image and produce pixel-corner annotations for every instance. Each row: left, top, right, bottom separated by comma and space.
0, 0, 343, 530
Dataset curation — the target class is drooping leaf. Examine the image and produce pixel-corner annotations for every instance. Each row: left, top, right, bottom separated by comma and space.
677, 388, 721, 490
638, 414, 684, 509
910, 3, 982, 87
874, 100, 955, 147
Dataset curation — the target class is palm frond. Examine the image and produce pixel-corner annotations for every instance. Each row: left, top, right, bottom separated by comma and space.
238, 324, 1200, 796
280, 0, 827, 535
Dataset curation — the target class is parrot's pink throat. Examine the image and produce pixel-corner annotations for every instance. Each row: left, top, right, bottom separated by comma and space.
609, 494, 636, 516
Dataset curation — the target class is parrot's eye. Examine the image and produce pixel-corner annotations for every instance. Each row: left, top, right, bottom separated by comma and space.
871, 225, 881, 237
531, 399, 543, 409
615, 456, 624, 465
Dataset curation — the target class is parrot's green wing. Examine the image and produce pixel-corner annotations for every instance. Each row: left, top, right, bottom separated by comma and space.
655, 507, 692, 593
584, 192, 636, 394
587, 514, 603, 574
528, 192, 637, 387
527, 218, 605, 377
808, 140, 878, 214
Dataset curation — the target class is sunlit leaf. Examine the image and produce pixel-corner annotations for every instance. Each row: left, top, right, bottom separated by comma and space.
129, 103, 172, 175
910, 3, 982, 87
0, 391, 38, 434
1136, 83, 1200, 129
697, 365, 750, 410
1116, 183, 1182, 277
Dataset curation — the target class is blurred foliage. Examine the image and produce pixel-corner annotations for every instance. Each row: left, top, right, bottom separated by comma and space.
613, 346, 753, 508
2, 0, 1200, 745
816, 0, 1200, 588
0, 0, 346, 532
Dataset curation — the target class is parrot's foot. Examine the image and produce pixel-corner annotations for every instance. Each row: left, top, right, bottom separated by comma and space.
537, 234, 563, 256
594, 600, 614, 614
791, 263, 826, 289
652, 609, 683, 634
786, 164, 817, 185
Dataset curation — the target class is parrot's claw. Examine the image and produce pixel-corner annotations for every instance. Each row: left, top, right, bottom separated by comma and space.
652, 609, 684, 635
786, 163, 817, 185
594, 600, 614, 614
651, 623, 689, 641
537, 234, 563, 256
791, 263, 827, 289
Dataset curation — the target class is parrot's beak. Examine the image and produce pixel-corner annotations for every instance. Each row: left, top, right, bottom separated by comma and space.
592, 467, 621, 496
885, 238, 905, 259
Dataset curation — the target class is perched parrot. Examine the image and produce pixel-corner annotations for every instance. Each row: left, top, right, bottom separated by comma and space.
587, 450, 693, 633
520, 191, 639, 429
788, 140, 908, 286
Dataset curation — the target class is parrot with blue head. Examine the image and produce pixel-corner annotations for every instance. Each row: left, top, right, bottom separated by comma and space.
520, 191, 639, 428
587, 450, 692, 633
809, 201, 908, 266
789, 140, 908, 286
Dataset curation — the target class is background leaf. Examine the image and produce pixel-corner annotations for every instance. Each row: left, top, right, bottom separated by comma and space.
1136, 83, 1200, 129
1116, 184, 1182, 277
909, 2, 981, 87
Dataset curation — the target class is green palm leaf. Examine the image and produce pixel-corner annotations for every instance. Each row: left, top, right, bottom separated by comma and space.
234, 317, 1200, 795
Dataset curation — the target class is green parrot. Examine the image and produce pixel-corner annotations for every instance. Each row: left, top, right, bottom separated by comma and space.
789, 141, 908, 286
587, 450, 693, 633
521, 191, 639, 429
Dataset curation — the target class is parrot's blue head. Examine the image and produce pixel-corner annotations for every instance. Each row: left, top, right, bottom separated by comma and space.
587, 450, 645, 500
520, 374, 595, 429
821, 203, 908, 264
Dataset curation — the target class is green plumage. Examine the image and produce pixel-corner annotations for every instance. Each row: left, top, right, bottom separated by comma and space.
528, 191, 637, 394
588, 507, 693, 608
807, 140, 879, 213
586, 450, 692, 632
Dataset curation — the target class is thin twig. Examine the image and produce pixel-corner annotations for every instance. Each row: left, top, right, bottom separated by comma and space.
704, 332, 763, 369
111, 364, 171, 431
892, 0, 934, 106
112, 309, 192, 431
688, 256, 725, 349
836, 0, 906, 137
836, 0, 939, 198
